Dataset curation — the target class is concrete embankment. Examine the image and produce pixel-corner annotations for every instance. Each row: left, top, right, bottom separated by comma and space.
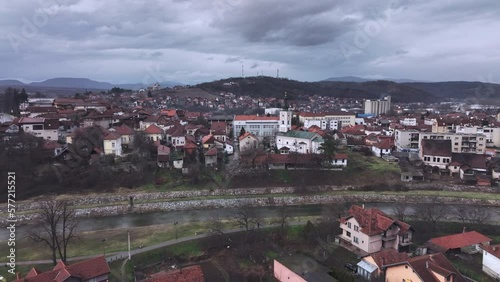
1, 183, 498, 226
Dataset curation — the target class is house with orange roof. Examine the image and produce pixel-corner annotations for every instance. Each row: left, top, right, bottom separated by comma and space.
384, 253, 468, 282
143, 124, 163, 142
426, 230, 492, 254
15, 256, 110, 282
338, 205, 413, 255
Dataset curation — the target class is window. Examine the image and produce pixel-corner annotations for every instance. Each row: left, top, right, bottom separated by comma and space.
353, 237, 359, 244
112, 142, 115, 148
346, 231, 351, 238
354, 225, 359, 231
33, 124, 43, 130
347, 222, 351, 228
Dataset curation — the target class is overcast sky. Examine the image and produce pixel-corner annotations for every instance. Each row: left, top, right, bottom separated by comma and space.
1, 0, 499, 84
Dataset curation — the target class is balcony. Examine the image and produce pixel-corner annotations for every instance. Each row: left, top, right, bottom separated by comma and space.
382, 235, 397, 241
399, 240, 412, 246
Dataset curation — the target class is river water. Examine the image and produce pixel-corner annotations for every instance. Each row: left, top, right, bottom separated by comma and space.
3, 203, 500, 239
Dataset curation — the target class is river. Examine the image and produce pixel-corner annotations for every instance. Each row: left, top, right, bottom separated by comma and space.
3, 203, 500, 239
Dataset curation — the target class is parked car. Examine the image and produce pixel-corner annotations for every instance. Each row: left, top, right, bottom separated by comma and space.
344, 263, 357, 273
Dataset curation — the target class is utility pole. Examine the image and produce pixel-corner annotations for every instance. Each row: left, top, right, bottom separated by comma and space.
128, 230, 131, 260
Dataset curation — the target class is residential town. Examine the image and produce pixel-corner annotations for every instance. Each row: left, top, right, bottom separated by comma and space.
1, 78, 500, 282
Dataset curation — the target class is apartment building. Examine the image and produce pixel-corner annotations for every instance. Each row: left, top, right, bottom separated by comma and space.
394, 129, 420, 152
419, 132, 486, 154
364, 95, 391, 115
455, 125, 500, 148
297, 112, 355, 129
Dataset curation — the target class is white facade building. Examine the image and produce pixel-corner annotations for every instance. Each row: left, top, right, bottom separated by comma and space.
394, 129, 420, 152
279, 110, 292, 133
455, 126, 500, 148
275, 131, 324, 154
233, 115, 279, 139
400, 118, 417, 126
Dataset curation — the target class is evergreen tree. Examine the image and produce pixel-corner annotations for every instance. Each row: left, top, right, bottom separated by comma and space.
239, 127, 246, 137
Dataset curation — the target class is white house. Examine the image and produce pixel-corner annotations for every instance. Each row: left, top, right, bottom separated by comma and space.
18, 117, 59, 141
331, 153, 348, 167
103, 131, 122, 156
420, 139, 452, 169
371, 139, 393, 157
112, 124, 135, 147
239, 132, 258, 152
224, 140, 234, 155
143, 124, 163, 142
338, 205, 413, 254
481, 244, 500, 280
275, 131, 324, 154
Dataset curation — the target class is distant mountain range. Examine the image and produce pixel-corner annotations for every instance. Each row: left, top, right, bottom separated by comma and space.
1, 76, 499, 103
323, 76, 423, 83
0, 77, 184, 90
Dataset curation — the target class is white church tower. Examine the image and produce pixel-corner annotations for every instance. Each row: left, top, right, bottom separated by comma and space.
279, 92, 292, 133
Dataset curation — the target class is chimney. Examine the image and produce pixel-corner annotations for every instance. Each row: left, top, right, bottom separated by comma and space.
462, 227, 466, 233
362, 203, 365, 209
425, 261, 429, 268
493, 246, 497, 252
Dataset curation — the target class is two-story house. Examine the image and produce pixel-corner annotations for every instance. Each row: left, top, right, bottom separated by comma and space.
384, 253, 468, 282
103, 131, 122, 156
338, 205, 413, 255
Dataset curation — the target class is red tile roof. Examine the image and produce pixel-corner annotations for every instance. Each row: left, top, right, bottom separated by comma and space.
340, 205, 411, 236
16, 256, 109, 282
370, 249, 409, 268
144, 124, 163, 134
333, 153, 348, 160
142, 265, 205, 282
238, 132, 257, 142
103, 131, 121, 140
427, 231, 492, 252
403, 253, 467, 282
480, 244, 500, 259
114, 124, 135, 135
204, 146, 218, 156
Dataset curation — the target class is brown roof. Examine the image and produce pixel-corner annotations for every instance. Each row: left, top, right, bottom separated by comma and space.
340, 205, 412, 236
238, 132, 257, 141
144, 124, 163, 134
421, 139, 452, 157
204, 146, 218, 156
370, 249, 409, 268
403, 253, 467, 282
427, 231, 492, 252
142, 265, 205, 282
210, 121, 227, 132
451, 153, 487, 170
104, 131, 121, 140
114, 124, 135, 135
480, 244, 500, 259
16, 256, 110, 282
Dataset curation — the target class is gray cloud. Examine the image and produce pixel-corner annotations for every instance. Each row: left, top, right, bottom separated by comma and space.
0, 0, 499, 84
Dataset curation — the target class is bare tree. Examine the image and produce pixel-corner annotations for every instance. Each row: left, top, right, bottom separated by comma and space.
453, 205, 491, 225
413, 197, 448, 231
392, 197, 409, 222
30, 200, 78, 264
231, 206, 259, 242
206, 213, 232, 243
272, 205, 290, 242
